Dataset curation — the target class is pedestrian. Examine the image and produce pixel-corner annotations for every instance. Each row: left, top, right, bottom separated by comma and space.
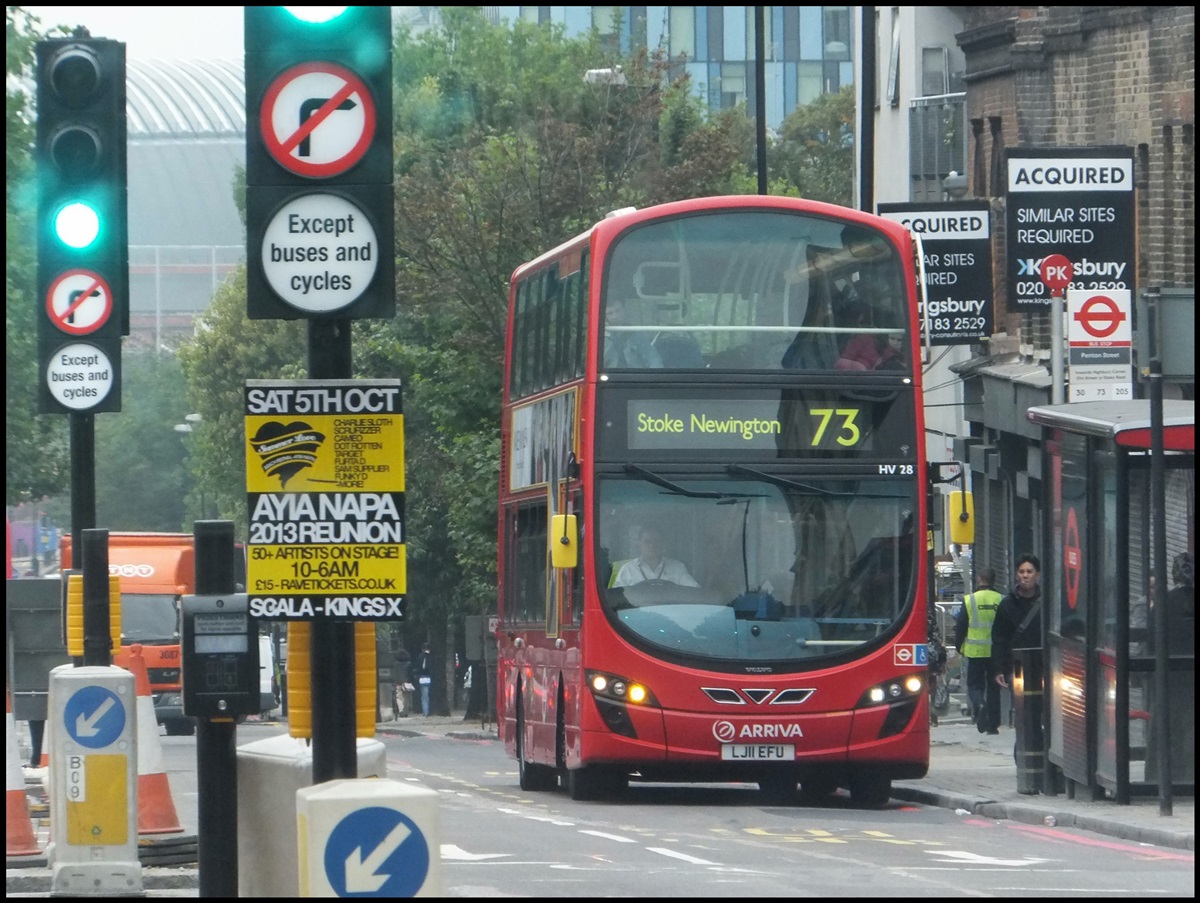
416, 643, 434, 717
992, 554, 1043, 777
954, 567, 1002, 734
992, 555, 1042, 691
926, 601, 949, 726
394, 647, 413, 718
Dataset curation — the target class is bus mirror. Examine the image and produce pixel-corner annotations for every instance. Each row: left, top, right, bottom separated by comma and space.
549, 514, 578, 569
947, 491, 975, 545
633, 261, 682, 299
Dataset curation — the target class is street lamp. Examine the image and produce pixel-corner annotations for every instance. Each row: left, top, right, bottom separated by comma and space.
174, 414, 208, 519
583, 66, 626, 86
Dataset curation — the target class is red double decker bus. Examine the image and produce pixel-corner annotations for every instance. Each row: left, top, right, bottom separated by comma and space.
498, 195, 930, 805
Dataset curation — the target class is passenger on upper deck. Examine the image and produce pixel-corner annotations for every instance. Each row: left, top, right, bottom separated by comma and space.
603, 297, 662, 369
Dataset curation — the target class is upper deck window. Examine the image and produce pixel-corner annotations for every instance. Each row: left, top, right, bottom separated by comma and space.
602, 211, 909, 373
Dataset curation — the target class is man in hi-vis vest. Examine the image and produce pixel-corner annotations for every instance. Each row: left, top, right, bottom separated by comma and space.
954, 567, 1003, 734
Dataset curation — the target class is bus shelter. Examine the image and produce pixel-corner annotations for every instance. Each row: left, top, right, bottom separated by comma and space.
1027, 400, 1194, 803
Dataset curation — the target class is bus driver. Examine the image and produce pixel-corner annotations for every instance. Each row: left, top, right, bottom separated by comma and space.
612, 526, 699, 587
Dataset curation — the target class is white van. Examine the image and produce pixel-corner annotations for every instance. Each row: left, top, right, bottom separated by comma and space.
258, 634, 277, 717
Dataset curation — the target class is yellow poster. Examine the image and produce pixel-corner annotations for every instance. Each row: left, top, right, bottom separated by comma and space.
244, 380, 407, 616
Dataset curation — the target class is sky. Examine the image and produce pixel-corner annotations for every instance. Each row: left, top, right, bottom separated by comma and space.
24, 6, 246, 61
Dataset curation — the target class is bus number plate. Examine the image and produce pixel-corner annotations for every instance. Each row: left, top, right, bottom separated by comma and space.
721, 744, 793, 761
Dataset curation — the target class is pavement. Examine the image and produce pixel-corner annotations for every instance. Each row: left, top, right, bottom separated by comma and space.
7, 706, 1193, 895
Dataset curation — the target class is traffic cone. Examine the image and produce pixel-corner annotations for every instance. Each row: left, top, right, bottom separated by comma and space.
6, 685, 40, 856
126, 644, 184, 835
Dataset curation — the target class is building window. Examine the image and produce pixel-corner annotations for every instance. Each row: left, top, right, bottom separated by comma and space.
594, 6, 620, 56
921, 46, 949, 96
669, 6, 695, 58
798, 61, 823, 106
744, 6, 773, 62
721, 63, 747, 109
886, 11, 900, 107
823, 6, 851, 61
518, 7, 549, 26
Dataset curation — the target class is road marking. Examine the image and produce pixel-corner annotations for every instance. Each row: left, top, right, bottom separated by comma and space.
580, 830, 638, 843
1009, 824, 1195, 861
930, 850, 1052, 866
646, 848, 717, 865
440, 844, 509, 861
496, 806, 574, 827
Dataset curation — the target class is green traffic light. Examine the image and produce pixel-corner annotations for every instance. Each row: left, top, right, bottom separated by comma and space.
53, 201, 101, 249
283, 6, 348, 24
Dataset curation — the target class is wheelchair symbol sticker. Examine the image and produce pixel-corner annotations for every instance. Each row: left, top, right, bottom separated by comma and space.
893, 644, 929, 667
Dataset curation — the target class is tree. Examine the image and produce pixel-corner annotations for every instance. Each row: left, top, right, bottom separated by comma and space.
94, 350, 189, 531
6, 7, 69, 505
770, 85, 855, 206
180, 11, 761, 694
176, 267, 306, 537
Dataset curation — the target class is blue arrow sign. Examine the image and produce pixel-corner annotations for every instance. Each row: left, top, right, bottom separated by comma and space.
63, 685, 126, 749
324, 806, 429, 897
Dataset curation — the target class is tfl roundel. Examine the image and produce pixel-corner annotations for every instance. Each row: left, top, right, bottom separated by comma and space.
260, 62, 377, 179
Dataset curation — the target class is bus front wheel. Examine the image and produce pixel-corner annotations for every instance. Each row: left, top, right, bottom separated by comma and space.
567, 765, 624, 801
849, 774, 891, 808
758, 774, 799, 803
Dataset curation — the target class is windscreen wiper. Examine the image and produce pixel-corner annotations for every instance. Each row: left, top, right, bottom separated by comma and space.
624, 464, 758, 500
725, 463, 849, 496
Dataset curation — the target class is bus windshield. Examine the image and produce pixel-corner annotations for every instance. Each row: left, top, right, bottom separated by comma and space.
596, 474, 917, 666
602, 210, 909, 371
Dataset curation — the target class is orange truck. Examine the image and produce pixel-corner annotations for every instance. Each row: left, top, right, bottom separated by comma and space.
61, 532, 197, 736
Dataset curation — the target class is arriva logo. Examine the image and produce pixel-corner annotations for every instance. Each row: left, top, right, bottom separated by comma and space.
713, 721, 737, 741
712, 721, 803, 741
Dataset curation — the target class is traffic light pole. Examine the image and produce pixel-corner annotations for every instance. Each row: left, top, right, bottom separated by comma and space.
244, 6, 395, 785
308, 319, 358, 782
194, 521, 239, 898
68, 413, 96, 561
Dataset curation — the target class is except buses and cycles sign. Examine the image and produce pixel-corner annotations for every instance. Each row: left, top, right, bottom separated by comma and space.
244, 379, 406, 620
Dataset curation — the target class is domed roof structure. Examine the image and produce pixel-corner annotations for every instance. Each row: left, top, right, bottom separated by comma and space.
124, 59, 247, 348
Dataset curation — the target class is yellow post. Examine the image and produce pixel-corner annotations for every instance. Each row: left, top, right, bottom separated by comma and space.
354, 623, 376, 737
287, 622, 312, 739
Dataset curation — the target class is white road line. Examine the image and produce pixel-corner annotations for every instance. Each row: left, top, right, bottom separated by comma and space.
580, 830, 638, 843
646, 847, 717, 865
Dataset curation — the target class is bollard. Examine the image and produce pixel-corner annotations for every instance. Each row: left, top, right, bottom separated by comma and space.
1012, 647, 1045, 794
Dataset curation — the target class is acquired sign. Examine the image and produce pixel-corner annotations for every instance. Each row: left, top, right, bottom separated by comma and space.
1006, 147, 1135, 311
877, 201, 993, 345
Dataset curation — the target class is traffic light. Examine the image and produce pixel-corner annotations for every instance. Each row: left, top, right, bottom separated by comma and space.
35, 37, 126, 414
244, 7, 394, 321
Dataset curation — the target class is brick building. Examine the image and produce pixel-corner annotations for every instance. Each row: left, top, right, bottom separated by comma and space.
867, 6, 1193, 798
867, 6, 1193, 580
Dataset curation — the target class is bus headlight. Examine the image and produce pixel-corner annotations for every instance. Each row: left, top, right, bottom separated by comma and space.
586, 670, 658, 706
856, 673, 924, 708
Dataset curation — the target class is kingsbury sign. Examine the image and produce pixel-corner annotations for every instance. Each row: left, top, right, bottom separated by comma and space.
1006, 147, 1135, 311
878, 201, 993, 345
